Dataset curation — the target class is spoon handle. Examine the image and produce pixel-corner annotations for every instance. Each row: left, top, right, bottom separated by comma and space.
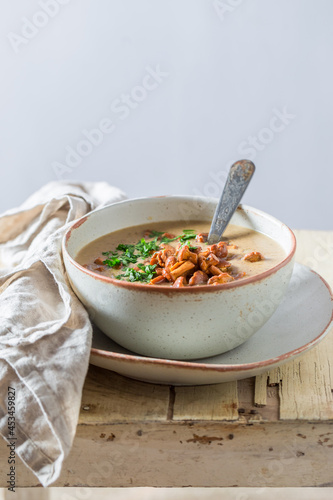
207, 160, 255, 244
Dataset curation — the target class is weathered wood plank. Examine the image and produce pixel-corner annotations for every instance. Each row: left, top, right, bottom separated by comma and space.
254, 373, 268, 407
278, 336, 333, 420
79, 365, 170, 424
238, 378, 280, 421
172, 382, 239, 421
254, 230, 333, 420
1, 421, 333, 487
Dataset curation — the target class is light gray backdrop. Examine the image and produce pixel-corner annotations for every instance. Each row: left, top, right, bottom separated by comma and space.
1, 0, 332, 229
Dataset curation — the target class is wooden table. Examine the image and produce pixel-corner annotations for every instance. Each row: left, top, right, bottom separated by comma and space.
1, 230, 333, 488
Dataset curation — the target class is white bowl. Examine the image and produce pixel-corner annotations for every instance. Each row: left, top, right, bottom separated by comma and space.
62, 196, 296, 360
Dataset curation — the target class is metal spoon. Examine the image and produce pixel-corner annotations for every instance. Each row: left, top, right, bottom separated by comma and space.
207, 160, 255, 244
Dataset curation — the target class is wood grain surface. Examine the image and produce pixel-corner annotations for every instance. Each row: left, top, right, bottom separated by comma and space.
254, 230, 333, 420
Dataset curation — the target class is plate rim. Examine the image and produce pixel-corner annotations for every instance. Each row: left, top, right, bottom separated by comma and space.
90, 265, 333, 374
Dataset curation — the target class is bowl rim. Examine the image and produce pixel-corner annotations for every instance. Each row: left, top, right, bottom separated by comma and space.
62, 195, 297, 293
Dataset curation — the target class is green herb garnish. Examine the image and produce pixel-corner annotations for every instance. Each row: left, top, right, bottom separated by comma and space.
117, 264, 157, 283
179, 229, 196, 244
146, 230, 164, 238
103, 244, 137, 268
103, 256, 122, 268
135, 237, 160, 257
160, 235, 178, 243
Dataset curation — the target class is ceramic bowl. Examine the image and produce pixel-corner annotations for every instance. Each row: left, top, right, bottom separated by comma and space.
62, 196, 296, 360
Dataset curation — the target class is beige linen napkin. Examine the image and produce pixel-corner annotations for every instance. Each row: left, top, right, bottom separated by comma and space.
0, 181, 126, 486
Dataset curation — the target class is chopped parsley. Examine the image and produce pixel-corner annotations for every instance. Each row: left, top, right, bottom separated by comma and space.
179, 229, 196, 244
102, 244, 137, 267
135, 237, 160, 257
144, 229, 178, 244
116, 264, 157, 283
101, 228, 199, 282
145, 230, 164, 238
160, 234, 178, 243
102, 255, 122, 268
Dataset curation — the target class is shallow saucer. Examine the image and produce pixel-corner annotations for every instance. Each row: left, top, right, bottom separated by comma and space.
90, 263, 333, 385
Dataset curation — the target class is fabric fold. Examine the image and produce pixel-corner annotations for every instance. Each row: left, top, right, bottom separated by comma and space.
0, 181, 126, 486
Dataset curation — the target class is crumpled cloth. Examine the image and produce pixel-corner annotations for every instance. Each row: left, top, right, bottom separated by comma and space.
0, 181, 126, 486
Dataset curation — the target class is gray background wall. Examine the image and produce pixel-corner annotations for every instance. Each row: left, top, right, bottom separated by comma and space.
1, 0, 332, 229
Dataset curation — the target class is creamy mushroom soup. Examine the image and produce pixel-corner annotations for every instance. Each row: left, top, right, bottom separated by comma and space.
76, 221, 286, 286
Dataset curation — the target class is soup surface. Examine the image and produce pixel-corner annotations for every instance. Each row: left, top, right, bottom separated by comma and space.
76, 221, 286, 286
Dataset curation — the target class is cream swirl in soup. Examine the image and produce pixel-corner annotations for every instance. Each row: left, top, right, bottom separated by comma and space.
76, 221, 286, 286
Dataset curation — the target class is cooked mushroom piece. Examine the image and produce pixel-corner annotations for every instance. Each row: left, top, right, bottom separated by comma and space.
169, 260, 195, 281
173, 276, 187, 287
189, 270, 209, 286
150, 255, 159, 266
209, 265, 224, 276
161, 248, 175, 263
94, 257, 104, 265
198, 252, 219, 272
233, 271, 246, 280
210, 241, 228, 259
215, 260, 232, 272
207, 273, 235, 285
153, 250, 164, 267
196, 233, 208, 243
159, 232, 175, 240
177, 245, 198, 264
243, 251, 264, 262
150, 275, 167, 285
162, 267, 174, 282
165, 255, 177, 268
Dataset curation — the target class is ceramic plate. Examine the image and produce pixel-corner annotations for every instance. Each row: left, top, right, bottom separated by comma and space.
90, 263, 333, 385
